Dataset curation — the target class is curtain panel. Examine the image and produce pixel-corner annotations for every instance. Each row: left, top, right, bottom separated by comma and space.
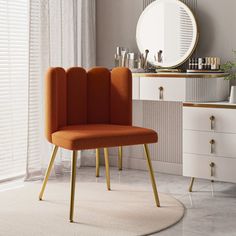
26, 0, 96, 180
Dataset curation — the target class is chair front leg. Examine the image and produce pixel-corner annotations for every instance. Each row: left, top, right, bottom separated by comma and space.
118, 146, 123, 171
70, 151, 77, 223
104, 148, 111, 190
39, 145, 58, 200
96, 149, 100, 177
143, 144, 160, 207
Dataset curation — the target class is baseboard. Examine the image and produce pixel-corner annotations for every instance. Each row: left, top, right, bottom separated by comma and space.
81, 154, 182, 176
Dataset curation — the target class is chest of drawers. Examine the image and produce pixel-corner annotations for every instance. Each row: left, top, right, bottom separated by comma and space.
183, 104, 236, 183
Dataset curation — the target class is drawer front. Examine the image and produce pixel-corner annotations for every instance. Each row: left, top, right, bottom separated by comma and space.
184, 130, 236, 158
132, 77, 140, 100
140, 77, 186, 102
183, 107, 236, 133
183, 154, 236, 183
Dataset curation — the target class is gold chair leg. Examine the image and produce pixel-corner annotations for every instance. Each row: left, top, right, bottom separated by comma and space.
118, 146, 123, 171
70, 151, 77, 223
143, 144, 160, 207
39, 145, 58, 201
104, 148, 111, 190
189, 177, 195, 192
96, 149, 100, 177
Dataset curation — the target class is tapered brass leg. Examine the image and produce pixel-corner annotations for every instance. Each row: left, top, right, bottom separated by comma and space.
104, 148, 111, 190
70, 151, 77, 223
96, 149, 100, 177
118, 146, 122, 171
143, 144, 160, 207
189, 177, 195, 192
39, 145, 58, 201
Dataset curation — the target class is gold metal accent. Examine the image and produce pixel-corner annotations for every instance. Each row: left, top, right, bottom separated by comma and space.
118, 146, 123, 171
70, 151, 77, 223
159, 86, 164, 100
132, 73, 229, 79
143, 144, 160, 207
104, 148, 111, 191
210, 162, 215, 177
188, 177, 195, 192
210, 116, 215, 130
183, 102, 236, 110
39, 145, 58, 201
209, 139, 215, 154
96, 149, 100, 177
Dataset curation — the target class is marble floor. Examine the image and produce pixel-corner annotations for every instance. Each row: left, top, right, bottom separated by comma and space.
2, 167, 236, 236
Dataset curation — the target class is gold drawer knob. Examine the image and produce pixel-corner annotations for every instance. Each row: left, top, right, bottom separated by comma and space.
209, 116, 215, 130
158, 86, 164, 100
209, 162, 215, 177
209, 139, 215, 154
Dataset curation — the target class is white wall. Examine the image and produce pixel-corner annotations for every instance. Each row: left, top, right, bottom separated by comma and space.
96, 0, 236, 67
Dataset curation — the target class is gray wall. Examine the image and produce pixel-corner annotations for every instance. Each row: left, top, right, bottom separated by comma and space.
96, 0, 236, 68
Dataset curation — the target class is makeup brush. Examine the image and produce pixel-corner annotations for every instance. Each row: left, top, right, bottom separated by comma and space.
143, 49, 149, 69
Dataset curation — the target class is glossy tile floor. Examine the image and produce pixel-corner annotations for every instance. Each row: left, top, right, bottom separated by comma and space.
3, 167, 236, 236
50, 167, 236, 236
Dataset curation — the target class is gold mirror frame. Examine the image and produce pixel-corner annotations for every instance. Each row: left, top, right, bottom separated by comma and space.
136, 0, 199, 69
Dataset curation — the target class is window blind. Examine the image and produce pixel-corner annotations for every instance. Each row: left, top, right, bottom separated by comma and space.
0, 0, 28, 181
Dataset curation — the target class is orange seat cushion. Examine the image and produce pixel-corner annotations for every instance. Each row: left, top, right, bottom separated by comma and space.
52, 124, 158, 150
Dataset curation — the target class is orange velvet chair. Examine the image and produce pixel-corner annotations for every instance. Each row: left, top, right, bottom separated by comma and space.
39, 67, 160, 222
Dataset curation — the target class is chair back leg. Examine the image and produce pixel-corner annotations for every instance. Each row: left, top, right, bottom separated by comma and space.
104, 148, 111, 190
70, 151, 77, 223
143, 144, 160, 207
96, 149, 100, 177
39, 145, 58, 200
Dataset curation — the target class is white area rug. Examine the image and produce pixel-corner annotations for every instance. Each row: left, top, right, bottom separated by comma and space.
0, 181, 184, 236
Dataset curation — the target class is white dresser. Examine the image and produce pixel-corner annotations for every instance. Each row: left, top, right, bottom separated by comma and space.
183, 103, 236, 184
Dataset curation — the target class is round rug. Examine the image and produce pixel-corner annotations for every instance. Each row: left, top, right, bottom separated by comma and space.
0, 181, 184, 236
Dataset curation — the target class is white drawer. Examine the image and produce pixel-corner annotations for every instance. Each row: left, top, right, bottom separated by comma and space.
183, 154, 236, 183
183, 107, 236, 133
132, 77, 140, 100
184, 130, 236, 158
140, 77, 186, 102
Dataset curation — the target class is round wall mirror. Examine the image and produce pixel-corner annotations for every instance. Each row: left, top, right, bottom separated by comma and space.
136, 0, 199, 68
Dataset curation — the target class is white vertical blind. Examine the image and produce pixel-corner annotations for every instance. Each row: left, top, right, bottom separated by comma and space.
0, 0, 29, 181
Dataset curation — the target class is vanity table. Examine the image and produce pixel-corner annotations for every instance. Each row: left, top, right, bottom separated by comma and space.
106, 0, 234, 189
129, 73, 231, 180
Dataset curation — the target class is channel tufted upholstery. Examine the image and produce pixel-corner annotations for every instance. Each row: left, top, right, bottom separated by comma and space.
40, 66, 159, 223
45, 67, 157, 149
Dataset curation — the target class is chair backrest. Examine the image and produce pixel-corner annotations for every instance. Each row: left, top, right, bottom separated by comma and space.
45, 67, 132, 142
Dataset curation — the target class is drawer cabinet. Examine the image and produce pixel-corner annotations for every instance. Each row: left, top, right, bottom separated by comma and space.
140, 77, 186, 102
183, 105, 236, 184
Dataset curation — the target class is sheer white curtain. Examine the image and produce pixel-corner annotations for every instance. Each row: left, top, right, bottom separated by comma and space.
26, 0, 96, 179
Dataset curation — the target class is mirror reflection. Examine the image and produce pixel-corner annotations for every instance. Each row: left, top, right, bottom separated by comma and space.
136, 0, 198, 68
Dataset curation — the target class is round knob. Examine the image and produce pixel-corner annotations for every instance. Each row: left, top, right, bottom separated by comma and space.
209, 139, 215, 145
209, 162, 215, 168
159, 86, 164, 91
210, 116, 215, 121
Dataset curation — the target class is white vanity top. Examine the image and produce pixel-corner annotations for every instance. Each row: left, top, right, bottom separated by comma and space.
133, 72, 228, 79
184, 101, 236, 109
